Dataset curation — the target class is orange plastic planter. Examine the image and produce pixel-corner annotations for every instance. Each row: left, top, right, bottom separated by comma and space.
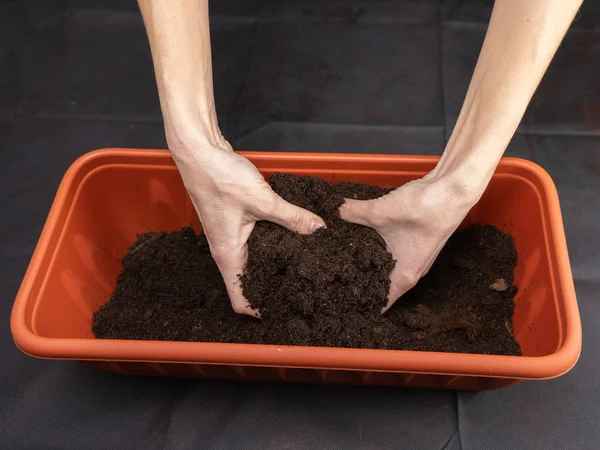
11, 149, 581, 390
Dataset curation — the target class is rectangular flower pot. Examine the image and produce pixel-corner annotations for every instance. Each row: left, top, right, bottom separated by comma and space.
11, 149, 581, 390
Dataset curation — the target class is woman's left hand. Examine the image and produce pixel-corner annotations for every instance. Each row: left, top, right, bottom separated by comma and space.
340, 173, 481, 312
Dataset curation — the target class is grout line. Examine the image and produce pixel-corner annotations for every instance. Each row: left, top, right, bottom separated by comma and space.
210, 15, 258, 28
9, 111, 600, 139
442, 19, 600, 33
515, 128, 600, 137
441, 20, 489, 30
454, 391, 465, 450
15, 110, 164, 125
440, 428, 461, 450
257, 17, 438, 25
239, 121, 447, 131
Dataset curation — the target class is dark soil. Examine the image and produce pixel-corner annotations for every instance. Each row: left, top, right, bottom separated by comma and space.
92, 173, 521, 356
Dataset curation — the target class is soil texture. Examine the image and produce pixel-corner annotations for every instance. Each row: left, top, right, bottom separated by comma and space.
93, 173, 521, 356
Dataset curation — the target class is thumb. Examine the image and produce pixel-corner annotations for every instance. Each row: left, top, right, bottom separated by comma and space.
263, 195, 326, 234
339, 198, 376, 228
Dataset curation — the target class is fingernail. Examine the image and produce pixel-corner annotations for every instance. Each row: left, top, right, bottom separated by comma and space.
309, 220, 326, 233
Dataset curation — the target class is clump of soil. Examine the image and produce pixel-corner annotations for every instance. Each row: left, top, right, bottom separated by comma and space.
92, 173, 521, 356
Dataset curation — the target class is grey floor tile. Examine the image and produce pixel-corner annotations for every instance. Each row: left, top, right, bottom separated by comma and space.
20, 9, 160, 121
572, 0, 600, 29
235, 20, 443, 137
523, 28, 600, 134
66, 0, 260, 17
161, 382, 457, 450
444, 126, 535, 160
210, 22, 257, 119
66, 0, 139, 10
261, 0, 439, 24
0, 249, 44, 410
209, 0, 260, 18
0, 1, 23, 122
0, 358, 182, 450
442, 23, 600, 134
523, 134, 600, 279
0, 118, 167, 250
0, 51, 20, 123
20, 9, 254, 124
236, 123, 446, 153
441, 0, 600, 30
457, 279, 600, 450
440, 0, 494, 23
440, 22, 485, 132
499, 133, 535, 159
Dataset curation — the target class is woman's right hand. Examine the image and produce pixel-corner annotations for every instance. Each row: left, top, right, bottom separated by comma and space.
137, 0, 327, 316
171, 134, 326, 317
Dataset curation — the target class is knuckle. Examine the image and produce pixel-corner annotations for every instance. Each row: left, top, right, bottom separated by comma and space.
339, 200, 353, 218
231, 302, 248, 315
288, 210, 304, 232
210, 246, 235, 266
207, 233, 245, 262
383, 298, 396, 313
258, 193, 288, 224
369, 202, 393, 228
231, 301, 258, 317
400, 268, 421, 288
261, 193, 280, 217
394, 269, 421, 292
210, 247, 225, 263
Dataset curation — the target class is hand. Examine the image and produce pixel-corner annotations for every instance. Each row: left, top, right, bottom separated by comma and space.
172, 136, 326, 317
340, 173, 480, 312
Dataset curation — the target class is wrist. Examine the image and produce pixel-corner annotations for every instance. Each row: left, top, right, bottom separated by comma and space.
430, 124, 509, 206
427, 160, 490, 209
163, 102, 231, 161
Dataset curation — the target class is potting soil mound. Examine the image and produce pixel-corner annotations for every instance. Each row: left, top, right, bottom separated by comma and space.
92, 173, 521, 356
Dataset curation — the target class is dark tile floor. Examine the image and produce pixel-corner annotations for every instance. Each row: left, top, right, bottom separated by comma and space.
1, 1, 599, 449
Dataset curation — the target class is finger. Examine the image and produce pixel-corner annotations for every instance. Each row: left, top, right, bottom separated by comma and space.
211, 245, 260, 318
262, 195, 326, 234
339, 198, 377, 228
382, 241, 446, 313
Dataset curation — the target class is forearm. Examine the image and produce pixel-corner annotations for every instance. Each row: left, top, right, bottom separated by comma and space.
433, 0, 582, 197
138, 0, 223, 152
